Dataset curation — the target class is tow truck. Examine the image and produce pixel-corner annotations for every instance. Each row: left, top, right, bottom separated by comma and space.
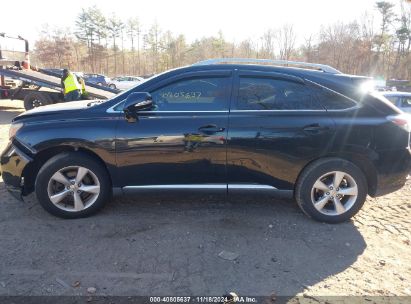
0, 33, 119, 110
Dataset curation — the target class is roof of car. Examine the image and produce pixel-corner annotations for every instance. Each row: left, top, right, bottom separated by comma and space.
193, 58, 341, 73
162, 63, 368, 89
174, 63, 337, 77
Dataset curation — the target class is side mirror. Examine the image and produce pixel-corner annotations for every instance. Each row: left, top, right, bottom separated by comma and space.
124, 92, 153, 122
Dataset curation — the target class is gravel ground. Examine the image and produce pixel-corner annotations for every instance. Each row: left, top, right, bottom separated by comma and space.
0, 99, 410, 300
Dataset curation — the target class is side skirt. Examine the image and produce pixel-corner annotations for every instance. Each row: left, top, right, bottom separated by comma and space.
116, 184, 293, 198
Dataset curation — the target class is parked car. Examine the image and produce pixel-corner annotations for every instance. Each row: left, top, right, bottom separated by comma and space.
83, 73, 110, 86
383, 91, 411, 113
108, 76, 144, 90
2, 58, 411, 222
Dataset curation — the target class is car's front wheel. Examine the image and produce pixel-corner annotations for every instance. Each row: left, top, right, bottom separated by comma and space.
295, 158, 367, 223
35, 152, 111, 218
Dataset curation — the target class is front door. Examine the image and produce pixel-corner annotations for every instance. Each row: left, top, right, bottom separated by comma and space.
227, 70, 335, 190
115, 71, 232, 188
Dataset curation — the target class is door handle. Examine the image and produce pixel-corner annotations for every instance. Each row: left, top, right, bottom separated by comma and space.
198, 124, 225, 133
303, 124, 329, 133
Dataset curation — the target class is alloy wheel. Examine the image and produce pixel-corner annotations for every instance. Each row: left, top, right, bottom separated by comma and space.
310, 171, 358, 216
47, 166, 100, 212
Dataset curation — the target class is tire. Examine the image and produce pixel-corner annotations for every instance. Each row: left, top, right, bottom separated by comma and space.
23, 92, 53, 110
109, 84, 116, 89
35, 152, 111, 219
295, 157, 367, 223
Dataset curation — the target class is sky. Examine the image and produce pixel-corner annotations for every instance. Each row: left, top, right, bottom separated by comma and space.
0, 0, 397, 50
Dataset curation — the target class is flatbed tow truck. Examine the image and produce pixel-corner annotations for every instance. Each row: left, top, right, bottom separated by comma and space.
0, 34, 119, 110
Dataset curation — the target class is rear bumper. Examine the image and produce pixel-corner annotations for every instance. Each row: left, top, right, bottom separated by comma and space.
371, 147, 411, 197
0, 142, 32, 201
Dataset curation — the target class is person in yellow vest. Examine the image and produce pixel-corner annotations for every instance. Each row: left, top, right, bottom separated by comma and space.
61, 69, 81, 101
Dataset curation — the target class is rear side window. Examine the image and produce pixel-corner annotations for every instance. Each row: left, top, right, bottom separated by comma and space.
237, 77, 323, 110
151, 77, 230, 111
314, 86, 357, 110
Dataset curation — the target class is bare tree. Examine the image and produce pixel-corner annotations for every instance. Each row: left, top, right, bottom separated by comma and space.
261, 29, 275, 58
127, 17, 141, 74
144, 22, 162, 73
33, 2, 411, 84
275, 24, 297, 60
107, 14, 124, 75
375, 1, 396, 75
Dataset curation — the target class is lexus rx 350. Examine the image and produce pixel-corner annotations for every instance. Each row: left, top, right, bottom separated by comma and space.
1, 58, 410, 223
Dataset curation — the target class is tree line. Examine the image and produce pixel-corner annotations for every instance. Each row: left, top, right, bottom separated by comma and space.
32, 1, 411, 80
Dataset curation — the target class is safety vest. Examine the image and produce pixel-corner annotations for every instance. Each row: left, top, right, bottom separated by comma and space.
63, 72, 81, 94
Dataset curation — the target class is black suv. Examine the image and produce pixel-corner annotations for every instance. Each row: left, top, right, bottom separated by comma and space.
1, 58, 411, 223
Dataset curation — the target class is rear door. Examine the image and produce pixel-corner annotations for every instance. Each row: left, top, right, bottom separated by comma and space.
227, 70, 335, 190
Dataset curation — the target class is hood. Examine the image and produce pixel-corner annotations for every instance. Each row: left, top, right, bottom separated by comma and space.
14, 100, 100, 121
26, 100, 93, 114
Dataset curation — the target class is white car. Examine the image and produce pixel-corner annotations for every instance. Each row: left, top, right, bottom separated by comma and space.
383, 91, 411, 113
108, 76, 144, 90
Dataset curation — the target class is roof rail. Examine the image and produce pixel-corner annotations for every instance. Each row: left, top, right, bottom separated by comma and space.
192, 58, 341, 74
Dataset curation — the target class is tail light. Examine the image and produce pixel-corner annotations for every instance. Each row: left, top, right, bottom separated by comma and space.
387, 114, 411, 133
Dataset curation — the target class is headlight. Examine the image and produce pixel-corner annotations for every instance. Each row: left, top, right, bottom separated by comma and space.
9, 122, 23, 139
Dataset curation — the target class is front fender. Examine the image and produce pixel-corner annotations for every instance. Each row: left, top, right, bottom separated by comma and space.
15, 116, 118, 169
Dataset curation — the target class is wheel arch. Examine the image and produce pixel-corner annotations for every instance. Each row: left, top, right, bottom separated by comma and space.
295, 151, 378, 197
22, 145, 112, 195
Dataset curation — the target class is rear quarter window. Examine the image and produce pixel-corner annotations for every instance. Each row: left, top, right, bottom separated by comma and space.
314, 86, 358, 110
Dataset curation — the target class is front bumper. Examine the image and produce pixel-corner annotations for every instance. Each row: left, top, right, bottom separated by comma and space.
0, 142, 32, 201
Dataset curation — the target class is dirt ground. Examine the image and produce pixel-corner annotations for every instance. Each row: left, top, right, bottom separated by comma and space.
0, 99, 410, 300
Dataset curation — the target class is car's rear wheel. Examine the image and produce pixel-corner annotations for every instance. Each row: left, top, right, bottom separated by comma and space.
295, 158, 367, 223
35, 152, 111, 218
109, 84, 116, 89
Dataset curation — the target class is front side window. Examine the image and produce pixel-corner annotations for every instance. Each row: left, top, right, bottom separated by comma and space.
150, 77, 230, 111
237, 77, 323, 110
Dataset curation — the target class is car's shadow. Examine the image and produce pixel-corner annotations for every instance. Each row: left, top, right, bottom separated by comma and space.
1, 184, 366, 298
